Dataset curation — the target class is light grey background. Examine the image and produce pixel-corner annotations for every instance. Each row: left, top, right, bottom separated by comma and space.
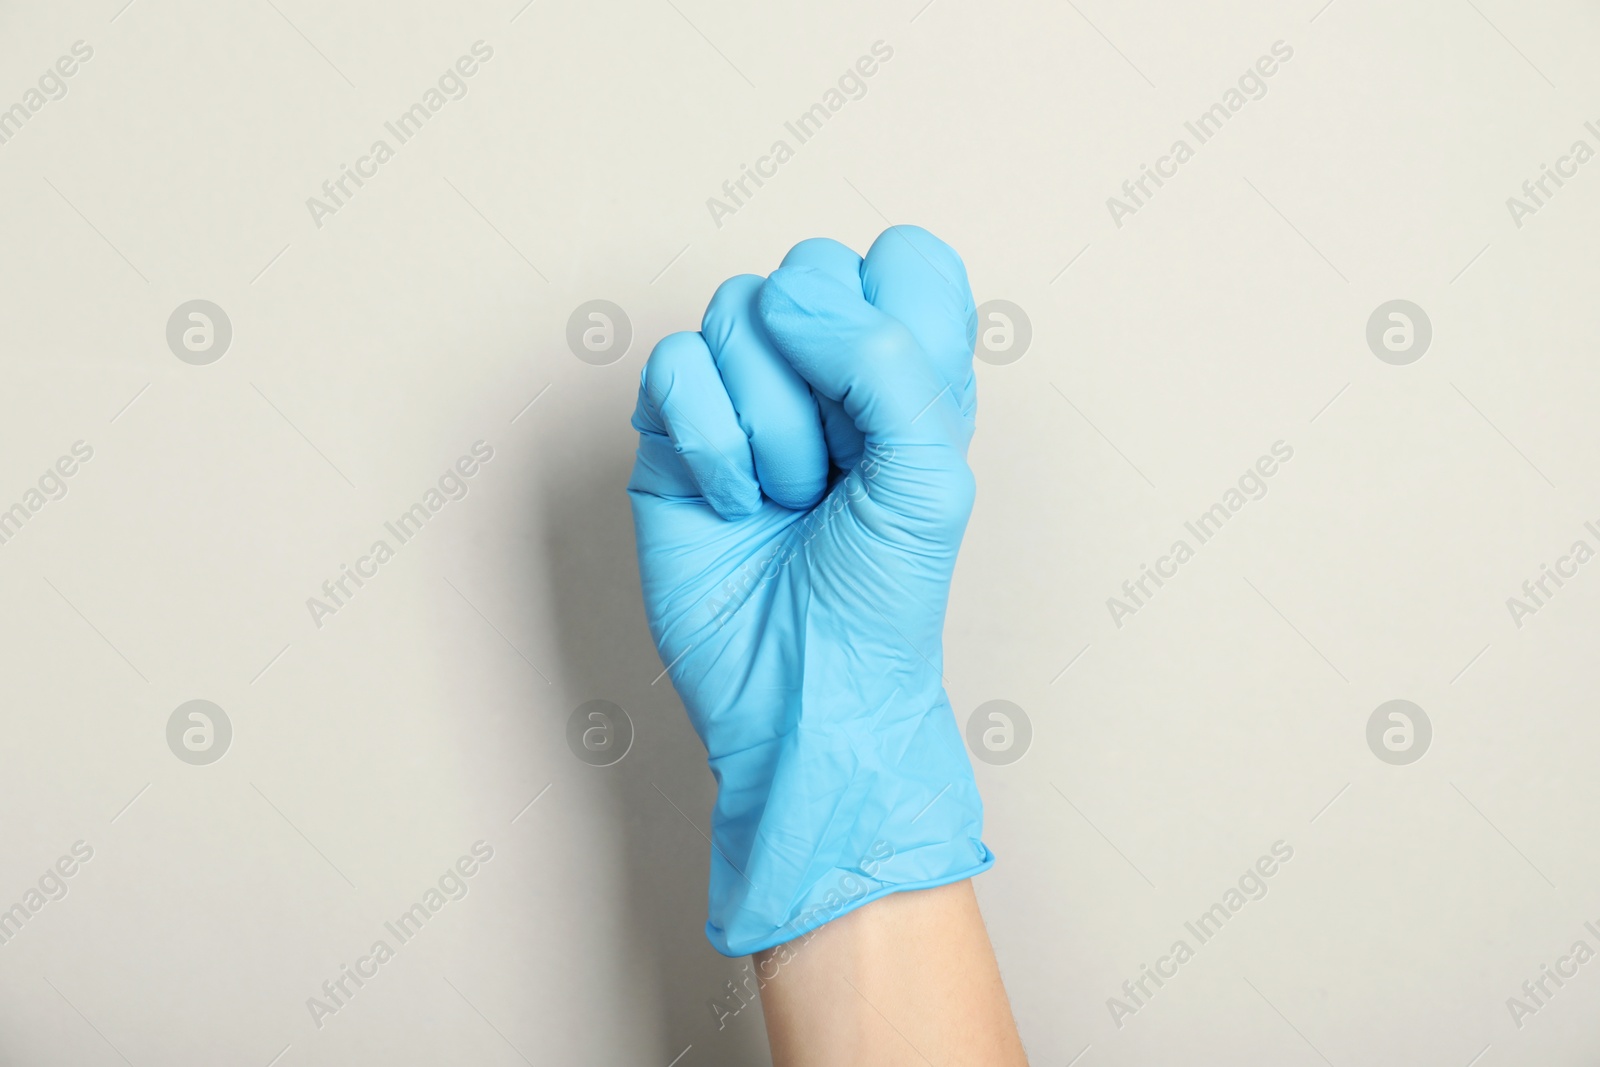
1, 0, 1596, 1064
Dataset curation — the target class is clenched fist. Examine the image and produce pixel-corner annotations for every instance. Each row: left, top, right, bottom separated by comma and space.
628, 226, 993, 956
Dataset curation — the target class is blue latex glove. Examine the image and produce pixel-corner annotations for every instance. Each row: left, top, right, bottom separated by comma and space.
628, 226, 993, 957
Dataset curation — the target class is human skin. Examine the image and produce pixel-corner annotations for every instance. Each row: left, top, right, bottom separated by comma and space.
754, 880, 1028, 1066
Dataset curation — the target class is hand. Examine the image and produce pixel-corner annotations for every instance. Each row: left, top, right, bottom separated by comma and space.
628, 225, 992, 956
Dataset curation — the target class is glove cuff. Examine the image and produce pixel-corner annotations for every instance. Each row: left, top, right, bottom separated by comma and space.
706, 840, 994, 958
701, 698, 993, 957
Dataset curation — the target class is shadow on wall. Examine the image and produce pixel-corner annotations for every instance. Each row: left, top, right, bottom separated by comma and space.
536, 442, 773, 1067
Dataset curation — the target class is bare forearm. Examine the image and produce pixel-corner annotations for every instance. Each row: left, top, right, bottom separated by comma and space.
755, 880, 1028, 1067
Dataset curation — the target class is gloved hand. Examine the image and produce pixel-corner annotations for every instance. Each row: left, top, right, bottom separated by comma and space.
628, 225, 992, 957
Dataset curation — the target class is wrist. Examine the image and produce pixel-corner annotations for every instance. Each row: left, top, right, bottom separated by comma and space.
703, 700, 993, 957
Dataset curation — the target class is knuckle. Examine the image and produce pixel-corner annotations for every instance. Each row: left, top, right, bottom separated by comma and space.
642, 332, 711, 408
702, 276, 763, 354
647, 331, 704, 375
707, 273, 762, 311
